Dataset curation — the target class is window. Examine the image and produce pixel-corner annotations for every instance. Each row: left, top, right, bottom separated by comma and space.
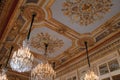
99, 59, 120, 75
108, 59, 119, 72
98, 58, 120, 80
99, 63, 109, 75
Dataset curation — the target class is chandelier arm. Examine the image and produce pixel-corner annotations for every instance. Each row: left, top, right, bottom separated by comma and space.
5, 46, 14, 68
27, 14, 36, 40
84, 41, 90, 68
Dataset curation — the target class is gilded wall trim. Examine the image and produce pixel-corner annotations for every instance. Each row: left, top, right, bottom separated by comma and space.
56, 34, 120, 77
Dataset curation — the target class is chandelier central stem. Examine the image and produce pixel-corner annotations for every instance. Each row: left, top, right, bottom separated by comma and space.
27, 14, 36, 40
84, 41, 90, 68
84, 41, 99, 80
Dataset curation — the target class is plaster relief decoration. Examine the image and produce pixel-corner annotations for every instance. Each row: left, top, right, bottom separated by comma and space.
22, 5, 45, 23
30, 27, 72, 58
30, 33, 64, 54
62, 0, 112, 25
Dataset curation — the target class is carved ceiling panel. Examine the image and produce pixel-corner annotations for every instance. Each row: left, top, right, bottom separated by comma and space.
0, 0, 120, 79
50, 0, 120, 33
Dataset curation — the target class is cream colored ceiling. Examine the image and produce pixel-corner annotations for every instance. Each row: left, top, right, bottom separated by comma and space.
0, 0, 120, 69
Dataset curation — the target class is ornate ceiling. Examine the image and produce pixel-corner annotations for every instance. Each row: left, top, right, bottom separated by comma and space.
0, 0, 120, 79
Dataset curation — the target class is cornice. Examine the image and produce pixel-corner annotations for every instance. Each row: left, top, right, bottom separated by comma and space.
0, 0, 19, 40
56, 32, 120, 77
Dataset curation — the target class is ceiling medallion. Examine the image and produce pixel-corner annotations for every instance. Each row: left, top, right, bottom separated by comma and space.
62, 0, 113, 25
21, 5, 45, 22
30, 33, 64, 55
77, 35, 95, 48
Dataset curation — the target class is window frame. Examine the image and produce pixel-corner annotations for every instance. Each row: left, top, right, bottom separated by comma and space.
97, 51, 120, 80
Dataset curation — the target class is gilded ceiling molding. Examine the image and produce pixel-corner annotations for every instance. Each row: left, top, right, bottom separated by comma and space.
44, 0, 55, 19
0, 1, 120, 77
44, 0, 82, 39
6, 15, 25, 43
58, 21, 120, 66
40, 21, 74, 40
54, 27, 120, 67
46, 18, 81, 39
25, 0, 39, 4
21, 5, 45, 22
91, 12, 120, 37
38, 0, 46, 7
95, 20, 120, 42
0, 0, 19, 40
56, 31, 120, 71
34, 22, 77, 59
13, 20, 75, 61
0, 0, 24, 43
56, 35, 120, 77
44, 19, 79, 41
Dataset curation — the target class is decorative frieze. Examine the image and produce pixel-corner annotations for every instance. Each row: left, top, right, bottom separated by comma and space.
96, 20, 120, 42
56, 36, 120, 78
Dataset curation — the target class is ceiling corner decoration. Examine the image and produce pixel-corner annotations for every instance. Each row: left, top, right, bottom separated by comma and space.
62, 0, 113, 26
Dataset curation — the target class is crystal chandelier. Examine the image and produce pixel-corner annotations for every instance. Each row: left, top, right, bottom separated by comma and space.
10, 14, 36, 72
84, 42, 99, 80
62, 0, 113, 25
0, 69, 8, 80
84, 70, 99, 80
10, 41, 34, 72
31, 44, 56, 80
0, 46, 13, 80
31, 62, 56, 80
